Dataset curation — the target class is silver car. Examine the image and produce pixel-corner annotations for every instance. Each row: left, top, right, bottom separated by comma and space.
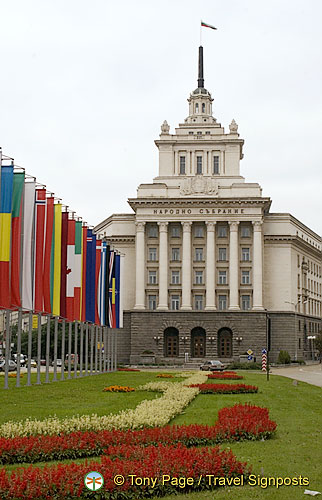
200, 360, 225, 371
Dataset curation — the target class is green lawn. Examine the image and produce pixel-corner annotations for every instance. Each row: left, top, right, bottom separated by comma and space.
1, 370, 322, 500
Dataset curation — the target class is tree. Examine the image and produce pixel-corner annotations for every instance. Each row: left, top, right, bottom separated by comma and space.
315, 332, 322, 359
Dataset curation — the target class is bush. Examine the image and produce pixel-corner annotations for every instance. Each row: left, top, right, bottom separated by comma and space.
277, 350, 291, 364
226, 362, 262, 370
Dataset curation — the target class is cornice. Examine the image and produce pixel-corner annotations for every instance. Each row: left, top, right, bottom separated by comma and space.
128, 197, 271, 208
106, 235, 135, 244
264, 235, 322, 258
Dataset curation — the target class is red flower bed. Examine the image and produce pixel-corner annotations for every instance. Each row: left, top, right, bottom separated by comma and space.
188, 383, 258, 394
117, 368, 140, 372
208, 373, 244, 380
0, 444, 249, 500
0, 404, 275, 465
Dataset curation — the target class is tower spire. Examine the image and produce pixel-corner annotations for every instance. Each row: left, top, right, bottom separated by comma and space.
197, 46, 204, 88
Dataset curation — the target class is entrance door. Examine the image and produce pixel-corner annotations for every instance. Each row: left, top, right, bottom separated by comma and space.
218, 329, 232, 357
166, 335, 178, 357
193, 336, 205, 357
191, 327, 206, 357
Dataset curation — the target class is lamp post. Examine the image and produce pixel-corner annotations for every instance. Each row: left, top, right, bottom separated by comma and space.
285, 298, 307, 361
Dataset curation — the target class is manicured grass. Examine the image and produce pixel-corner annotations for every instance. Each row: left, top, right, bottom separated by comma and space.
1, 370, 322, 499
0, 371, 160, 424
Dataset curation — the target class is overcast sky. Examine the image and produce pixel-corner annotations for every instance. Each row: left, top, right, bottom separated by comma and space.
0, 0, 321, 236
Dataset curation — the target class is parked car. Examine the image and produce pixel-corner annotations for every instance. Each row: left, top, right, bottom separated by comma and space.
30, 359, 37, 368
0, 359, 17, 372
200, 360, 225, 371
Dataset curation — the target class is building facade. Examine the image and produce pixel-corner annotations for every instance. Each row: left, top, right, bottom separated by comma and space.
95, 47, 322, 364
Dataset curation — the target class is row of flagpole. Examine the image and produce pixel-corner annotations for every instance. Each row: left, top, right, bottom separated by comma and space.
0, 146, 122, 388
2, 309, 118, 389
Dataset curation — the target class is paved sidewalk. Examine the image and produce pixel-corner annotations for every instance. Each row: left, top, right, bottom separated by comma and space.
271, 363, 322, 388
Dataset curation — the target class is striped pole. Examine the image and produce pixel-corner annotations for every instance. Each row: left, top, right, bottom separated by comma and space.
262, 353, 267, 371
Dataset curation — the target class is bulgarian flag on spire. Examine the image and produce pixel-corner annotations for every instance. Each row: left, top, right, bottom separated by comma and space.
201, 21, 217, 30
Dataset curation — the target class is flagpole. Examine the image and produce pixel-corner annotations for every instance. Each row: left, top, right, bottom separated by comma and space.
36, 312, 41, 385
200, 20, 202, 46
26, 311, 32, 386
45, 315, 50, 383
85, 322, 89, 376
53, 316, 58, 381
74, 321, 78, 378
61, 318, 65, 380
67, 321, 72, 379
4, 310, 11, 390
79, 321, 84, 377
16, 309, 22, 388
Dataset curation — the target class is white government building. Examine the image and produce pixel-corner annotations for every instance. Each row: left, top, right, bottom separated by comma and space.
96, 47, 322, 364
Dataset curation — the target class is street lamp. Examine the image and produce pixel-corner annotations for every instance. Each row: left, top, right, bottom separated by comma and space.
285, 297, 308, 361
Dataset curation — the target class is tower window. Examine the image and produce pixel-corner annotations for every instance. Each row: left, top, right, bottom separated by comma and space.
179, 156, 186, 175
189, 131, 194, 135
195, 103, 199, 113
202, 103, 205, 113
197, 131, 202, 135
213, 156, 219, 175
196, 156, 202, 174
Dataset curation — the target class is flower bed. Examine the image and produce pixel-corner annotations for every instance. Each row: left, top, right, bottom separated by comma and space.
188, 383, 258, 394
0, 444, 249, 499
157, 374, 174, 378
117, 368, 140, 372
0, 373, 206, 438
0, 404, 276, 464
103, 386, 135, 393
207, 373, 244, 380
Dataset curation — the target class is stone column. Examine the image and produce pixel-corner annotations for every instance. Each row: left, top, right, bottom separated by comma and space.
203, 150, 207, 175
205, 222, 216, 310
157, 222, 168, 310
228, 221, 240, 310
252, 221, 264, 310
187, 150, 191, 175
181, 222, 192, 310
174, 151, 178, 175
134, 222, 146, 309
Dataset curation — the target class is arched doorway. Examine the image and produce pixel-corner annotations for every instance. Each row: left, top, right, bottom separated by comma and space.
217, 328, 233, 357
191, 327, 206, 357
164, 327, 179, 357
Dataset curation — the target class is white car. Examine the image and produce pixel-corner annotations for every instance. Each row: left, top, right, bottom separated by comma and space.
200, 360, 225, 372
0, 360, 17, 372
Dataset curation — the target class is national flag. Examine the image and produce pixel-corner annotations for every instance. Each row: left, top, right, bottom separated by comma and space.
85, 229, 96, 323
66, 218, 75, 321
98, 241, 108, 326
201, 21, 217, 30
108, 249, 116, 328
74, 220, 82, 321
51, 203, 62, 316
95, 239, 102, 325
21, 181, 35, 311
43, 196, 54, 314
115, 253, 120, 328
60, 211, 69, 319
33, 188, 46, 313
0, 165, 14, 309
10, 171, 25, 309
80, 225, 87, 322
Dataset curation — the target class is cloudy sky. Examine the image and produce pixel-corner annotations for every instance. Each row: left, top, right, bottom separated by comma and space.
0, 0, 321, 235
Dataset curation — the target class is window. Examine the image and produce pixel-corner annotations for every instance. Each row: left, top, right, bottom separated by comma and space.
205, 131, 210, 135
241, 270, 250, 284
148, 247, 157, 261
241, 248, 250, 261
179, 156, 186, 175
195, 247, 203, 261
219, 270, 227, 285
194, 225, 204, 237
241, 226, 251, 238
241, 295, 251, 310
148, 225, 158, 238
197, 131, 202, 135
171, 225, 180, 238
202, 103, 205, 113
218, 295, 227, 310
195, 103, 199, 113
171, 295, 180, 310
171, 271, 180, 285
148, 271, 157, 285
148, 295, 157, 310
196, 156, 202, 174
195, 295, 203, 310
218, 247, 227, 261
218, 225, 227, 238
195, 271, 203, 284
213, 156, 219, 174
171, 248, 180, 261
189, 131, 194, 135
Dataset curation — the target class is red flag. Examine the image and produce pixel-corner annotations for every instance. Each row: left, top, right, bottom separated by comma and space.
95, 239, 102, 325
60, 211, 68, 319
43, 196, 54, 314
33, 188, 46, 313
81, 225, 87, 322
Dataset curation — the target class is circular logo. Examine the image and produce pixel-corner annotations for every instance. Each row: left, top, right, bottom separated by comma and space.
84, 471, 104, 491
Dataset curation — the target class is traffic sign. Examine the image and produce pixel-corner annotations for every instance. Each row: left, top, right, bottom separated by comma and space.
247, 349, 253, 356
262, 349, 267, 354
247, 355, 253, 361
